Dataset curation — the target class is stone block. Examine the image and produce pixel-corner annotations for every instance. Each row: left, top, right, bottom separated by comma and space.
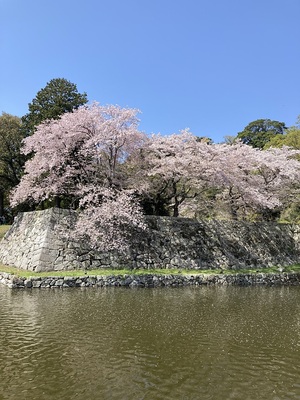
24, 280, 33, 288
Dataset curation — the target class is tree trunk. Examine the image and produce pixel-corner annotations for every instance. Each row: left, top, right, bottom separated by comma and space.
228, 187, 238, 220
173, 196, 180, 217
55, 196, 61, 208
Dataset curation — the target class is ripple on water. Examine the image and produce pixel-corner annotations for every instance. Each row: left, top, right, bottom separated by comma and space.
0, 286, 299, 400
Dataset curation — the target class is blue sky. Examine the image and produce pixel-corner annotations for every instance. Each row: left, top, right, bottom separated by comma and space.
1, 0, 299, 142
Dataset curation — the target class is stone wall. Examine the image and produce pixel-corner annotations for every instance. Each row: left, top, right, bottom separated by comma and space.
0, 207, 300, 272
1, 271, 300, 289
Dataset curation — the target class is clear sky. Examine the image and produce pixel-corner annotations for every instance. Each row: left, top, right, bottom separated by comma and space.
1, 0, 299, 143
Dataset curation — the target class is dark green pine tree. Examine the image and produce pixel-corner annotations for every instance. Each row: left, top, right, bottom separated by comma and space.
21, 78, 88, 136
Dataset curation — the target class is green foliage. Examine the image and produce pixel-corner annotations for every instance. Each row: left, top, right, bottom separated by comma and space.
0, 113, 25, 217
237, 119, 287, 149
21, 78, 88, 135
279, 202, 300, 223
265, 125, 300, 150
0, 113, 24, 186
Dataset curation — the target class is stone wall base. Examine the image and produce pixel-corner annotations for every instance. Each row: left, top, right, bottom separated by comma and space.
1, 271, 300, 289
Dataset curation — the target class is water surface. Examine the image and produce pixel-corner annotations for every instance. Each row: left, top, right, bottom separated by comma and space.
0, 285, 299, 399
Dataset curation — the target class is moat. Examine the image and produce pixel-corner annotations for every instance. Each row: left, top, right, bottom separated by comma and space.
0, 285, 299, 399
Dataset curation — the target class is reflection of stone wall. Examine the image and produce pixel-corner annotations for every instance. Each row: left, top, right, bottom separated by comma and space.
0, 208, 300, 272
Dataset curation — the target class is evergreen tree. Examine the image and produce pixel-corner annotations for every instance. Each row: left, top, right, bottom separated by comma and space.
22, 78, 88, 135
0, 113, 25, 218
237, 119, 287, 149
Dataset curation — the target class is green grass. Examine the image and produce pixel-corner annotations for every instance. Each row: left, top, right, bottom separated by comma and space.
1, 263, 300, 279
0, 225, 11, 239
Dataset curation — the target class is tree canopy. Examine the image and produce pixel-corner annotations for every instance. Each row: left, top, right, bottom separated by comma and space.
265, 126, 300, 150
0, 112, 25, 218
11, 103, 146, 250
237, 119, 287, 149
21, 78, 88, 136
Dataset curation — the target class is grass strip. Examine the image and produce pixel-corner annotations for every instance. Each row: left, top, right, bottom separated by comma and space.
1, 263, 300, 279
0, 225, 11, 239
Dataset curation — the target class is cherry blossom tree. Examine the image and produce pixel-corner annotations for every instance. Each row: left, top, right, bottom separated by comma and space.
11, 103, 146, 205
11, 103, 147, 250
72, 188, 146, 251
134, 132, 300, 220
134, 129, 216, 216
201, 142, 300, 219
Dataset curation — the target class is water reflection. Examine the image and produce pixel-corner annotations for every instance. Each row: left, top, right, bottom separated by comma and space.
0, 286, 299, 399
